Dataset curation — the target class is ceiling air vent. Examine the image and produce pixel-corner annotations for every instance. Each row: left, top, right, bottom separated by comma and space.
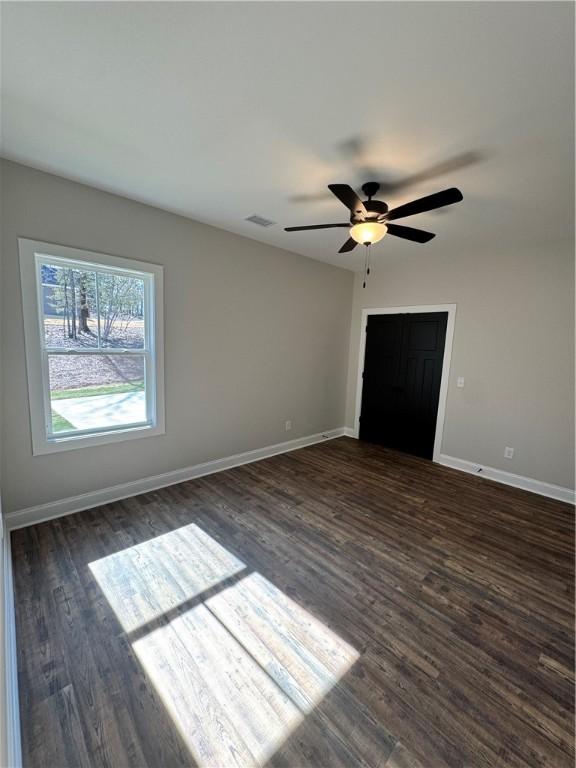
245, 214, 276, 227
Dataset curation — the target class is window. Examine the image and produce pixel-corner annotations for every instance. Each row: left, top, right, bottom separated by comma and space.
19, 239, 164, 454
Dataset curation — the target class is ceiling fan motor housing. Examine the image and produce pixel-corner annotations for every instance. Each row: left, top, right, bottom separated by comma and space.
349, 181, 389, 222
352, 198, 389, 223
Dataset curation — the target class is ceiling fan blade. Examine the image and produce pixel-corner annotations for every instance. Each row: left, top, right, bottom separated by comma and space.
328, 184, 367, 216
284, 223, 350, 232
384, 188, 463, 221
338, 237, 358, 253
386, 224, 436, 243
383, 152, 482, 194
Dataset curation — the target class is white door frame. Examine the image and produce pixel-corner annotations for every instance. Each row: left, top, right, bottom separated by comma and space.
353, 304, 457, 463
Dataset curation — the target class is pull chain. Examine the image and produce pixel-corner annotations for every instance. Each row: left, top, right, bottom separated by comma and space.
362, 243, 372, 288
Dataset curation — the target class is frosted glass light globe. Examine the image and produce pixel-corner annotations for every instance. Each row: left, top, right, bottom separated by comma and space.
349, 222, 387, 245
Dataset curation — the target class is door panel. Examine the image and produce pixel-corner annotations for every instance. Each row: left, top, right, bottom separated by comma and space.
359, 312, 448, 459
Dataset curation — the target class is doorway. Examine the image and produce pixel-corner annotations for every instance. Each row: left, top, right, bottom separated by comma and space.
355, 305, 455, 460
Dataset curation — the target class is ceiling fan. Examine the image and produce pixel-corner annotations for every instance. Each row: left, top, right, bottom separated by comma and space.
285, 182, 463, 257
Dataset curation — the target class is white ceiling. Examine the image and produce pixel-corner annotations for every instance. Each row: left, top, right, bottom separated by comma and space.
1, 2, 573, 270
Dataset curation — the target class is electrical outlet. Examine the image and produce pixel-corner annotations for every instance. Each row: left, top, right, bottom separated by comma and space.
457, 376, 465, 388
285, 420, 292, 432
504, 446, 514, 459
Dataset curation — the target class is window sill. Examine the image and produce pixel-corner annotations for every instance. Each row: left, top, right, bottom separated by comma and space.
32, 422, 165, 456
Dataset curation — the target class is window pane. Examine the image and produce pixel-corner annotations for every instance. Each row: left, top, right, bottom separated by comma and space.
97, 273, 145, 349
41, 263, 98, 348
48, 354, 146, 434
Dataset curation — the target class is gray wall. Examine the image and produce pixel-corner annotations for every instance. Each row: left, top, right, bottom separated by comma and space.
0, 161, 354, 513
2, 160, 573, 513
345, 238, 575, 490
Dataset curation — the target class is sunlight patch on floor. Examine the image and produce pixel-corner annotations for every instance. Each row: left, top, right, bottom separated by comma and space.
90, 524, 358, 767
89, 522, 246, 633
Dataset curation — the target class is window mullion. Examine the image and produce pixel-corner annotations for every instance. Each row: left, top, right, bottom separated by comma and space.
144, 349, 152, 424
95, 270, 101, 349
44, 347, 145, 356
41, 348, 54, 436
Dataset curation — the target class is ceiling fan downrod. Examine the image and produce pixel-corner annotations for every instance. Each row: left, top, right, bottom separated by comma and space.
361, 181, 380, 201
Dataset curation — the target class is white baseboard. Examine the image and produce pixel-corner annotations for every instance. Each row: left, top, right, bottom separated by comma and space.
5, 428, 346, 531
334, 431, 573, 504
438, 453, 575, 504
3, 531, 22, 768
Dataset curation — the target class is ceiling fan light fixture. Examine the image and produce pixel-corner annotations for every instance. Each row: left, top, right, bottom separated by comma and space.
350, 221, 388, 245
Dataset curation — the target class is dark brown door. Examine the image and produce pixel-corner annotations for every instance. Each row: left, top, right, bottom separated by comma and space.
359, 312, 448, 459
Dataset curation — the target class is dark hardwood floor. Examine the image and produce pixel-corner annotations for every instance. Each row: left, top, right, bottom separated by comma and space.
11, 438, 575, 768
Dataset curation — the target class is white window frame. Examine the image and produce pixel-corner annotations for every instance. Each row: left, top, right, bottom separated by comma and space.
19, 238, 165, 455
